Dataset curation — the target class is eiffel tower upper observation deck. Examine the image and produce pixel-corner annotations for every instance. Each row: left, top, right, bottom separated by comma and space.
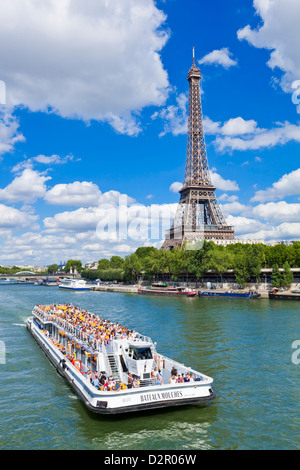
162, 49, 235, 250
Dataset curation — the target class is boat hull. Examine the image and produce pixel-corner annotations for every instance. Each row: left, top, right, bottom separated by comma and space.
26, 317, 214, 414
58, 286, 90, 291
269, 293, 300, 301
198, 291, 260, 298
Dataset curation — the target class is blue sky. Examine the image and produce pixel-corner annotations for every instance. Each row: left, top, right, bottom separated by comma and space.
0, 0, 300, 266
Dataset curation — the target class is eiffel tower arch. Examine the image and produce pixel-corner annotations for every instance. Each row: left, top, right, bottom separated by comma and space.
162, 49, 235, 250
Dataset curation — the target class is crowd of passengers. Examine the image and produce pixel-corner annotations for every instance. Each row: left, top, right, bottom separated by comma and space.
154, 366, 197, 385
36, 303, 138, 346
82, 371, 142, 391
80, 368, 197, 391
37, 304, 199, 391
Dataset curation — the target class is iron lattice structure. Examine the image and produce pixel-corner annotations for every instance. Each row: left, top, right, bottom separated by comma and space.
162, 51, 235, 249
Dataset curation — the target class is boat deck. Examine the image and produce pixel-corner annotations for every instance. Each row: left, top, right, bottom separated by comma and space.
32, 304, 205, 391
27, 304, 215, 413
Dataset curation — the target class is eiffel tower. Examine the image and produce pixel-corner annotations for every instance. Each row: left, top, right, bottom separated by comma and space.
162, 49, 235, 250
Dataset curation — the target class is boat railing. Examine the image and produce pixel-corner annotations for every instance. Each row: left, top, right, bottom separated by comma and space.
152, 350, 208, 382
33, 306, 153, 347
33, 307, 99, 351
136, 378, 156, 387
162, 354, 208, 381
130, 334, 153, 345
122, 371, 156, 388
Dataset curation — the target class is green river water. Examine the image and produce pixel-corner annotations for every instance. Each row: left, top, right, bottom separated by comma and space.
0, 284, 299, 450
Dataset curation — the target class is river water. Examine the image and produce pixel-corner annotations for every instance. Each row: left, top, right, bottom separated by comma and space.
0, 284, 299, 450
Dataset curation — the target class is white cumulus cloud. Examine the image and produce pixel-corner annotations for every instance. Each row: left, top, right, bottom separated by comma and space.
0, 108, 25, 157
251, 168, 300, 202
0, 0, 170, 134
198, 48, 237, 69
210, 169, 239, 191
253, 201, 300, 223
169, 182, 183, 193
237, 0, 300, 94
44, 181, 103, 207
0, 169, 51, 204
152, 93, 188, 137
0, 204, 38, 229
221, 117, 259, 136
12, 154, 77, 173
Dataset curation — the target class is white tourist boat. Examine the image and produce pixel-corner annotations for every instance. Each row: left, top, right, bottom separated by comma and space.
58, 279, 90, 291
26, 304, 215, 414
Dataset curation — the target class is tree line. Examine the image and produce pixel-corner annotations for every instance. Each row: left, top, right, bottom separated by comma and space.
2, 242, 297, 287
0, 265, 24, 275
80, 241, 300, 288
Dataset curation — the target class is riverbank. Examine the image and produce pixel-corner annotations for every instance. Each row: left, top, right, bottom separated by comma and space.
90, 284, 272, 298
91, 284, 139, 293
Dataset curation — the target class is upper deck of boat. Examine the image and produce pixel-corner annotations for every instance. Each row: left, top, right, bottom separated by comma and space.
31, 304, 211, 390
33, 304, 153, 352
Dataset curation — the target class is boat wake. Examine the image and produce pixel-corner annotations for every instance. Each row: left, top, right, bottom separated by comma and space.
68, 394, 79, 401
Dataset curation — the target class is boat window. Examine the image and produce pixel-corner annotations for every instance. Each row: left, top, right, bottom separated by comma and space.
33, 318, 44, 330
128, 346, 152, 360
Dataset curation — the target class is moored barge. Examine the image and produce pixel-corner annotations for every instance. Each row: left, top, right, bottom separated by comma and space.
26, 304, 215, 414
269, 292, 300, 301
138, 285, 197, 297
198, 290, 260, 298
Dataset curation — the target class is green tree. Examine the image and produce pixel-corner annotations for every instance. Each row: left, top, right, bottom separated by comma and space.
143, 250, 162, 281
123, 253, 142, 281
267, 244, 291, 267
134, 246, 157, 259
185, 240, 216, 281
282, 261, 294, 288
109, 256, 125, 269
47, 264, 59, 274
233, 250, 249, 287
168, 248, 185, 280
64, 260, 82, 273
0, 265, 22, 275
205, 248, 234, 284
100, 268, 124, 282
289, 242, 300, 268
271, 264, 282, 288
148, 249, 171, 281
98, 258, 110, 270
246, 245, 263, 284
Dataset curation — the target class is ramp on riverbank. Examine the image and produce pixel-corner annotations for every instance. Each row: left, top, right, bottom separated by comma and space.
90, 285, 139, 294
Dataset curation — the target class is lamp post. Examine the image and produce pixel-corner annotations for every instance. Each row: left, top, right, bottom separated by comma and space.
264, 274, 267, 290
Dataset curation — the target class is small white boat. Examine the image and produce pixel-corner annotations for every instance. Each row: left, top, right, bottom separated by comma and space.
26, 304, 215, 414
58, 279, 90, 291
0, 278, 18, 285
